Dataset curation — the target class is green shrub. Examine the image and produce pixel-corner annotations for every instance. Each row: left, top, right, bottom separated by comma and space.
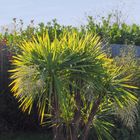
10, 30, 139, 140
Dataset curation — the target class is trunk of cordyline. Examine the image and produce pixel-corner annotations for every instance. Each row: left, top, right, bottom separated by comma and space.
71, 80, 83, 140
53, 125, 65, 140
81, 95, 102, 140
52, 80, 65, 140
71, 95, 82, 140
52, 104, 65, 140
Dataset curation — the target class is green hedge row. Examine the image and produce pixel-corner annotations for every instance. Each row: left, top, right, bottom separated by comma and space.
1, 15, 140, 53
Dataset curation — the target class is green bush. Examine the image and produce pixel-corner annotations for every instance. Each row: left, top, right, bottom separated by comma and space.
10, 30, 139, 140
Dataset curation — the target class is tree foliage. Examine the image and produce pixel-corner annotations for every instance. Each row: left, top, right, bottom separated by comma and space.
10, 30, 139, 140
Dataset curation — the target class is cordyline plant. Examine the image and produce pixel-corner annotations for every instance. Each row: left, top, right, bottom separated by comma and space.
10, 30, 138, 140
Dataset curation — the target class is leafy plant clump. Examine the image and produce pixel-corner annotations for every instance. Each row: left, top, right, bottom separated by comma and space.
10, 30, 138, 140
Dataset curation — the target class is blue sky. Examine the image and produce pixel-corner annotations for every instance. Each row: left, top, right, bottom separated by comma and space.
0, 0, 140, 27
